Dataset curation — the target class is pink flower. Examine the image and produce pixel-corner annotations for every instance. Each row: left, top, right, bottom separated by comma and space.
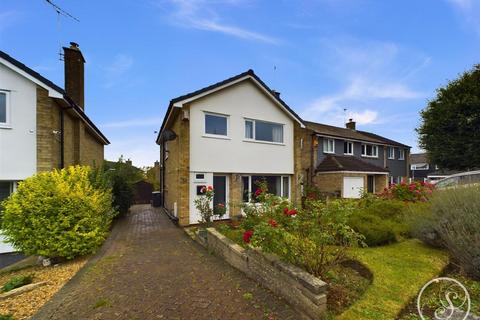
286, 209, 297, 216
283, 208, 289, 215
243, 230, 254, 243
207, 186, 213, 191
254, 189, 263, 197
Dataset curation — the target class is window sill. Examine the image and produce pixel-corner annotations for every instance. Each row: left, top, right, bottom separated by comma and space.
323, 151, 335, 154
202, 134, 231, 140
344, 153, 354, 156
243, 139, 285, 146
361, 155, 379, 159
387, 157, 395, 160
0, 124, 12, 129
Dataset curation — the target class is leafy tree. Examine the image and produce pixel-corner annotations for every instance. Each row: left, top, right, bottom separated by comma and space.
417, 64, 480, 170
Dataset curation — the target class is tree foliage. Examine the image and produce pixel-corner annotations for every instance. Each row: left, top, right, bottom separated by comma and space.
417, 64, 480, 170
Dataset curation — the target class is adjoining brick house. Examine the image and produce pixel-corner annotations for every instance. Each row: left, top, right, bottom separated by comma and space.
156, 70, 410, 226
0, 42, 109, 249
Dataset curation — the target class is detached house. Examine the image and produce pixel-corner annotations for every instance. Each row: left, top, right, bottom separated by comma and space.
156, 70, 410, 226
0, 42, 109, 247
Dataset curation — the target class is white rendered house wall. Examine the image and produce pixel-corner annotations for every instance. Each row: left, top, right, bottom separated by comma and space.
0, 63, 37, 181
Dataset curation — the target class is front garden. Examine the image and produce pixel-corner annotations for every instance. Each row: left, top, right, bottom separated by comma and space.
207, 180, 480, 319
0, 163, 135, 319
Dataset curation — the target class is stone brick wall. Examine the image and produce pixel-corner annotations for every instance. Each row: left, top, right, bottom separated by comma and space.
36, 87, 55, 172
197, 228, 327, 319
36, 85, 105, 172
229, 173, 243, 218
163, 106, 190, 226
312, 172, 344, 196
293, 124, 316, 204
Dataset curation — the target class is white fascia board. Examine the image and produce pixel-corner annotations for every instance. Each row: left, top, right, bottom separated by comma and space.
0, 58, 64, 98
316, 171, 389, 175
172, 75, 305, 128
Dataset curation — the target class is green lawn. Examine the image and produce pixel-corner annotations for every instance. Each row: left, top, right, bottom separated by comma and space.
337, 239, 449, 320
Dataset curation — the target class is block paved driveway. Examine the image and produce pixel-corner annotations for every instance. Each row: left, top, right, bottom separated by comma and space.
34, 204, 299, 320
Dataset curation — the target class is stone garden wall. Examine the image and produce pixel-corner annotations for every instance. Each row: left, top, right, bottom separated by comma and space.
195, 228, 328, 319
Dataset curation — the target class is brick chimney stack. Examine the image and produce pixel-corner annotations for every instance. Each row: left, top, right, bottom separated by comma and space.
63, 42, 85, 110
346, 118, 356, 130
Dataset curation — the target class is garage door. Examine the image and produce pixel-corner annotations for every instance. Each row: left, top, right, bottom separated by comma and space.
343, 177, 364, 198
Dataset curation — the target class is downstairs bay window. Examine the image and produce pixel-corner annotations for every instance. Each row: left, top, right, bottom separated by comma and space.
241, 175, 290, 202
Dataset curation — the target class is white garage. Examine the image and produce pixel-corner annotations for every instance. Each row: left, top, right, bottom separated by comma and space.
343, 177, 364, 198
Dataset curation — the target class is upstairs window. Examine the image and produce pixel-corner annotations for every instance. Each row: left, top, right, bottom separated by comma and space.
205, 113, 228, 136
398, 149, 405, 160
244, 119, 283, 143
387, 147, 394, 159
323, 138, 335, 153
361, 144, 378, 157
0, 91, 8, 125
344, 141, 353, 155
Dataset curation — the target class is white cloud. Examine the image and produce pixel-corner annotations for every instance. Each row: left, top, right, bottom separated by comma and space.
101, 116, 163, 129
301, 38, 428, 126
446, 0, 480, 34
155, 0, 279, 44
105, 137, 159, 167
104, 54, 134, 88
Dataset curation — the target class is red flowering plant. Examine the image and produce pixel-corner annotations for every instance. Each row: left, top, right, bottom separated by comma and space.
379, 181, 435, 202
237, 181, 364, 277
193, 185, 226, 227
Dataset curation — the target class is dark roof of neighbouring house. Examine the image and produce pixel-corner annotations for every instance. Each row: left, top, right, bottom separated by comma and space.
0, 50, 109, 145
410, 153, 429, 164
316, 155, 390, 173
304, 121, 410, 148
156, 69, 305, 143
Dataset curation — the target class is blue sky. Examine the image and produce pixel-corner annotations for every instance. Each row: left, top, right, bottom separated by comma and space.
1, 0, 479, 167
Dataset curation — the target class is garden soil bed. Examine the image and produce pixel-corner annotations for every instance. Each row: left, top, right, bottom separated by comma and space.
0, 257, 87, 319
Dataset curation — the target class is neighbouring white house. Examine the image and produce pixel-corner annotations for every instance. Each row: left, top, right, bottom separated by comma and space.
0, 43, 109, 253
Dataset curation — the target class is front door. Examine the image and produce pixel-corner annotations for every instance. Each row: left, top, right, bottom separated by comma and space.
213, 175, 229, 219
367, 175, 375, 193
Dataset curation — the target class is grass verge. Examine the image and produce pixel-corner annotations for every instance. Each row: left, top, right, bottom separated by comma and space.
337, 239, 449, 320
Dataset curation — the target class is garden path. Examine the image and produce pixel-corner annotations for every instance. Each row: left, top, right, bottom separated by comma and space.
33, 204, 299, 320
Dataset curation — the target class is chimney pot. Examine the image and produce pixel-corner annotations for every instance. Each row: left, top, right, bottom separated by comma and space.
346, 119, 356, 130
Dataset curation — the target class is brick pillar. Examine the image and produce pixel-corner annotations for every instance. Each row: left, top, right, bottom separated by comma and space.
229, 173, 243, 218
177, 105, 190, 226
36, 87, 53, 172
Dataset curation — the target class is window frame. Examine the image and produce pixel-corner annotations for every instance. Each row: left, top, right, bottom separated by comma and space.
398, 148, 405, 160
204, 111, 229, 138
243, 118, 284, 144
323, 138, 335, 154
241, 175, 290, 202
0, 90, 11, 127
387, 147, 395, 159
344, 141, 354, 155
361, 143, 378, 158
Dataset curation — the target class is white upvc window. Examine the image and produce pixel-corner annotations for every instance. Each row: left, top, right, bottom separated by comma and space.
398, 148, 405, 160
411, 163, 429, 170
387, 147, 395, 159
244, 118, 284, 143
344, 141, 353, 155
204, 112, 229, 137
241, 175, 290, 202
0, 90, 10, 127
361, 144, 378, 158
323, 138, 335, 154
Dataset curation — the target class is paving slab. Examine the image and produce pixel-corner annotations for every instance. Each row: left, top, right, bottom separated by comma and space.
33, 204, 298, 320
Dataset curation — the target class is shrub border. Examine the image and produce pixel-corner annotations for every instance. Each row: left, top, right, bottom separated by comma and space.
191, 227, 328, 320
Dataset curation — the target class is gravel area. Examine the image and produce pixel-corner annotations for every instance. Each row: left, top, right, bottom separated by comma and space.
0, 257, 87, 319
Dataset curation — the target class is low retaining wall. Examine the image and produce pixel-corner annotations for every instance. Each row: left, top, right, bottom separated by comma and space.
195, 228, 328, 319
